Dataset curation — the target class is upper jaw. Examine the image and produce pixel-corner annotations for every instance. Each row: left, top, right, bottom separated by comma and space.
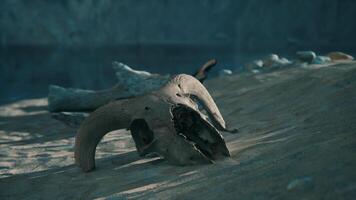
171, 104, 230, 164
130, 104, 231, 165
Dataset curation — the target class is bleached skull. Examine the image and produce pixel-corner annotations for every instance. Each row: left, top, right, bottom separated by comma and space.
75, 74, 237, 172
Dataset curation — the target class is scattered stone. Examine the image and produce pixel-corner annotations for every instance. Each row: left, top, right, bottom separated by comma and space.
244, 54, 291, 72
251, 69, 260, 74
263, 54, 280, 67
327, 52, 354, 61
287, 176, 313, 191
244, 60, 263, 71
296, 51, 316, 63
263, 54, 291, 68
279, 57, 292, 65
312, 56, 331, 65
218, 69, 233, 76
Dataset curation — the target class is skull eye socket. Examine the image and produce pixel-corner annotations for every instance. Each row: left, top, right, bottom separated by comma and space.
130, 119, 154, 155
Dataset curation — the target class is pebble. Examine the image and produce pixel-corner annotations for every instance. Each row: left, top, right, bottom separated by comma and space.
263, 54, 280, 67
327, 52, 354, 61
263, 54, 291, 67
251, 69, 260, 74
218, 69, 233, 76
312, 56, 331, 65
287, 176, 313, 191
244, 60, 263, 70
296, 51, 316, 63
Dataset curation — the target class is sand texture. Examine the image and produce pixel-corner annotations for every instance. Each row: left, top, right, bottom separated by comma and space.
0, 62, 356, 199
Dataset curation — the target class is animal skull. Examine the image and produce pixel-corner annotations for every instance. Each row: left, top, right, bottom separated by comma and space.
75, 74, 237, 172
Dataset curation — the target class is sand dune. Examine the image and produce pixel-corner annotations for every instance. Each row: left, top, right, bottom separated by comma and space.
0, 62, 356, 199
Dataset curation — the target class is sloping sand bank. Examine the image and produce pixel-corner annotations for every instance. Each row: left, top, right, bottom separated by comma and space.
1, 62, 356, 199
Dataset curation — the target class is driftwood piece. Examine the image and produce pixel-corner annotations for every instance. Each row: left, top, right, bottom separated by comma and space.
48, 85, 130, 112
48, 60, 218, 127
113, 62, 170, 96
48, 62, 170, 112
51, 112, 89, 128
48, 60, 217, 113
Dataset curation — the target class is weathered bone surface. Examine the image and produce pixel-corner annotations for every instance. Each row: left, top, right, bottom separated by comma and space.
75, 74, 236, 172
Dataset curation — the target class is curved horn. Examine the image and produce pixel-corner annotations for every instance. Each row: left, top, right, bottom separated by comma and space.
193, 59, 217, 82
170, 74, 237, 133
75, 100, 132, 172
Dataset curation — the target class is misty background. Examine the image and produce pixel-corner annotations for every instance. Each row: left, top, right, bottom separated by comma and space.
1, 0, 356, 104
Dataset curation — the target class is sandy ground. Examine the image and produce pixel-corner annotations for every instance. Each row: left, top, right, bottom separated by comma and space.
0, 62, 356, 199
